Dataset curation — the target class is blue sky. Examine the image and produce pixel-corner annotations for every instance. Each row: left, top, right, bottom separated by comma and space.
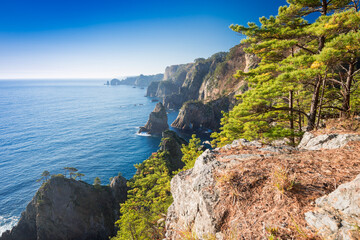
0, 0, 287, 79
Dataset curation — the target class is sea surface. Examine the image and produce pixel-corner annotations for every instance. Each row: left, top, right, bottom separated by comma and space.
0, 79, 186, 234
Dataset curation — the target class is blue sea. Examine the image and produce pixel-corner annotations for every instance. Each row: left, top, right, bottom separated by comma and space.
0, 79, 186, 234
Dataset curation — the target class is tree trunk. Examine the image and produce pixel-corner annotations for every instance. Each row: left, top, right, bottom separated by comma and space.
289, 91, 295, 145
342, 62, 355, 118
307, 77, 322, 131
316, 78, 326, 129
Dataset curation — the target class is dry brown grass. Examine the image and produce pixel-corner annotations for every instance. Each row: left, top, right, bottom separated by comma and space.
314, 117, 360, 135
213, 141, 360, 239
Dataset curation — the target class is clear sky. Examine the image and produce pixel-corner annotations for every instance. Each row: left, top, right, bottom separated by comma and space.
0, 0, 287, 79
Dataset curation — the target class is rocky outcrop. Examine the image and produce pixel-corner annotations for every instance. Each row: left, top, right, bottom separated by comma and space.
139, 102, 169, 135
165, 150, 222, 239
298, 132, 360, 150
171, 97, 231, 131
165, 133, 360, 239
305, 174, 360, 239
160, 130, 187, 172
0, 175, 128, 240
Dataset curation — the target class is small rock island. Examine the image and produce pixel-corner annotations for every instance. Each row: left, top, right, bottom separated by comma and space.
139, 102, 169, 135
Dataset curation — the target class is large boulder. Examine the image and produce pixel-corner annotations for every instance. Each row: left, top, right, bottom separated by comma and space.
305, 174, 360, 239
139, 102, 169, 135
298, 132, 360, 150
0, 175, 128, 240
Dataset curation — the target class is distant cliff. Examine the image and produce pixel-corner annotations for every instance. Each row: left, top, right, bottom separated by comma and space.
147, 44, 258, 109
144, 44, 259, 132
109, 73, 164, 87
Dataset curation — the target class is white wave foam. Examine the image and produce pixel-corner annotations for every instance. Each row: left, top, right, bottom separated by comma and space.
136, 132, 151, 137
0, 215, 19, 235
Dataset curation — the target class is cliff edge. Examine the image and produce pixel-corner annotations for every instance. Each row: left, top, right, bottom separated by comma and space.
166, 133, 360, 239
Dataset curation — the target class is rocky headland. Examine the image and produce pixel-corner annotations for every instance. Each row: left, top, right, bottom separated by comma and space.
139, 102, 169, 135
108, 73, 164, 87
0, 175, 127, 240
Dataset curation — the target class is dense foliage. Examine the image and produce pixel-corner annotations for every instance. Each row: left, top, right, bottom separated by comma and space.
212, 0, 360, 146
174, 134, 203, 174
112, 135, 203, 240
112, 151, 172, 240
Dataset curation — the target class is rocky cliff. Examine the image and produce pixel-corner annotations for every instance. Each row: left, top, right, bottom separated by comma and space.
171, 97, 231, 131
139, 102, 169, 135
0, 175, 128, 240
110, 73, 164, 87
149, 44, 258, 107
165, 133, 360, 239
145, 44, 259, 131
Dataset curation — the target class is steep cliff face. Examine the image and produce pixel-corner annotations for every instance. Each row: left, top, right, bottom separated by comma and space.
1, 176, 127, 240
164, 64, 193, 86
139, 102, 169, 135
151, 44, 259, 108
165, 133, 360, 239
171, 97, 231, 131
161, 53, 228, 110
198, 47, 258, 101
155, 81, 179, 98
146, 44, 259, 131
146, 81, 160, 97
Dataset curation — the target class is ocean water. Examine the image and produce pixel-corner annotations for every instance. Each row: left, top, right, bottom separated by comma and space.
0, 80, 182, 234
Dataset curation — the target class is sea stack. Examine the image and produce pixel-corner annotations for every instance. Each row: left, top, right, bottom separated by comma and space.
139, 102, 169, 135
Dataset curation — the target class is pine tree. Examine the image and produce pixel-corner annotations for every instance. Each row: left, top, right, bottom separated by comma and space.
112, 151, 172, 240
93, 177, 101, 187
212, 0, 360, 146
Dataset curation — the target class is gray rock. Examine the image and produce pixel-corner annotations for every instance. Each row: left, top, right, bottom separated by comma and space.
305, 174, 360, 239
165, 150, 224, 239
139, 102, 169, 135
298, 132, 360, 150
0, 176, 128, 240
225, 139, 262, 149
